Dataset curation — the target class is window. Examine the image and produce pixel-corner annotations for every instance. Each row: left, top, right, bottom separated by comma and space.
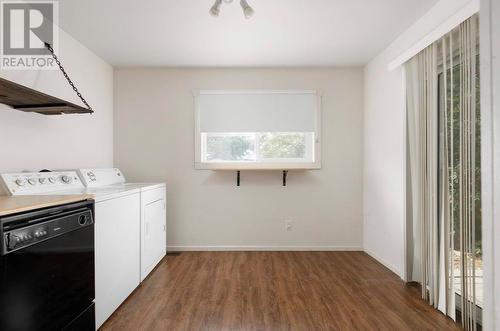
194, 91, 321, 170
202, 132, 314, 163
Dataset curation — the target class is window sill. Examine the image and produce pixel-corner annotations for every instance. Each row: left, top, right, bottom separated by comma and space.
194, 162, 321, 170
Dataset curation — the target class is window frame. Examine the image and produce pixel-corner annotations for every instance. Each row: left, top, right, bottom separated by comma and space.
194, 90, 322, 170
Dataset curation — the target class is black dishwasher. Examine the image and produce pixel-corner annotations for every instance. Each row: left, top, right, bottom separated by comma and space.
0, 200, 95, 331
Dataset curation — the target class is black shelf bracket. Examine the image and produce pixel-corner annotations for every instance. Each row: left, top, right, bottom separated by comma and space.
235, 170, 288, 186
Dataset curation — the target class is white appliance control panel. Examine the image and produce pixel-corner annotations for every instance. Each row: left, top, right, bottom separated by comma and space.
77, 168, 126, 187
0, 171, 84, 195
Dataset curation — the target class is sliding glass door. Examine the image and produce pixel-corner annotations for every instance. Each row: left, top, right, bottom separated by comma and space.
440, 54, 482, 322
406, 14, 481, 331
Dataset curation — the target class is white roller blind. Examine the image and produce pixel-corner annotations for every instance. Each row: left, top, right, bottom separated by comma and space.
198, 91, 318, 132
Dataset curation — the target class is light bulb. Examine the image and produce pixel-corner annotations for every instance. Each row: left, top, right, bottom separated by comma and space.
240, 0, 254, 19
210, 0, 222, 16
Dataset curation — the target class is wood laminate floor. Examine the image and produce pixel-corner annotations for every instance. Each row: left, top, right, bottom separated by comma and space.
100, 251, 461, 331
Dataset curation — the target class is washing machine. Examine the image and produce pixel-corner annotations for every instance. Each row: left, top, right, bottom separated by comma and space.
76, 168, 167, 282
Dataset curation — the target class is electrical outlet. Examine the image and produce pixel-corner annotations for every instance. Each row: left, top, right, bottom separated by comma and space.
285, 220, 293, 231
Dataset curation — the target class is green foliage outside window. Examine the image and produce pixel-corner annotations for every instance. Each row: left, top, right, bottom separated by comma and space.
206, 135, 254, 161
260, 133, 306, 159
444, 56, 481, 257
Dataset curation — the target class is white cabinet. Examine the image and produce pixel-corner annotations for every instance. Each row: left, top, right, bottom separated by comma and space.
94, 193, 141, 329
140, 186, 166, 281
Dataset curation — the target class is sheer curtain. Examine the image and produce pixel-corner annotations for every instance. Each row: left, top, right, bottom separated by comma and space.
405, 14, 480, 330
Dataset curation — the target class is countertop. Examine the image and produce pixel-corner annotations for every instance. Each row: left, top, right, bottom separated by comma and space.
0, 194, 94, 216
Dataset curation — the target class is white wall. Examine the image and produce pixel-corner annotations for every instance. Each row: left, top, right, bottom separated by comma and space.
363, 0, 476, 278
480, 0, 500, 329
363, 54, 405, 276
0, 29, 114, 173
114, 68, 364, 250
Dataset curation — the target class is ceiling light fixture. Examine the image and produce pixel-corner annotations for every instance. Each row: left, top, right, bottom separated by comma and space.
209, 0, 254, 19
240, 0, 254, 19
209, 0, 222, 17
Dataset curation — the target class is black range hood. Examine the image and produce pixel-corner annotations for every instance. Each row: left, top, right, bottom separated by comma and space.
0, 77, 93, 115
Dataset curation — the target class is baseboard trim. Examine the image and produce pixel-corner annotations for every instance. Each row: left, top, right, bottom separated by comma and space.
364, 248, 403, 278
167, 245, 363, 252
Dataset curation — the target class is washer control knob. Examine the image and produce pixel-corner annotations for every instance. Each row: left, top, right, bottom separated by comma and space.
61, 175, 72, 184
48, 177, 56, 184
27, 179, 37, 186
15, 179, 26, 186
39, 178, 47, 184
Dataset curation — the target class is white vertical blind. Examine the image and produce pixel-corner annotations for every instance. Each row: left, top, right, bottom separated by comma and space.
406, 44, 441, 308
405, 14, 480, 330
198, 91, 318, 133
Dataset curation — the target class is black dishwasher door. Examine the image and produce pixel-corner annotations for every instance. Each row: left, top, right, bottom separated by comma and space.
0, 204, 95, 331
